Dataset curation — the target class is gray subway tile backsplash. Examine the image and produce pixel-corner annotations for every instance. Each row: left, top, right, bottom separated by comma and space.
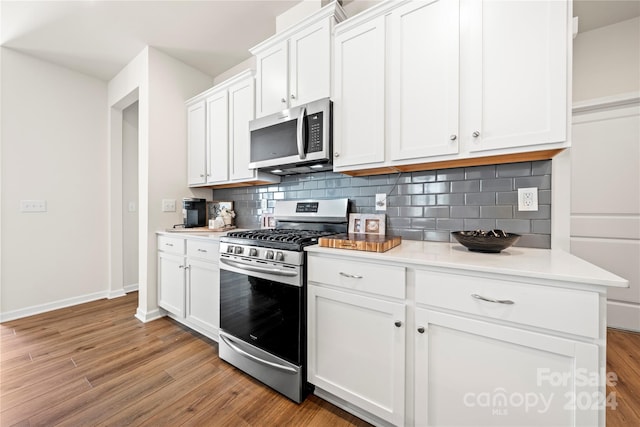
213, 160, 553, 249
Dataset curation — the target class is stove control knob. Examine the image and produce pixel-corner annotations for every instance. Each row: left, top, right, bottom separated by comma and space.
275, 252, 285, 262
266, 250, 274, 260
249, 248, 258, 257
234, 246, 243, 255
226, 246, 235, 253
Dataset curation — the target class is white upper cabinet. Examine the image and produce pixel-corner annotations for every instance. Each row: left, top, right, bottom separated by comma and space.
251, 2, 346, 118
333, 14, 386, 168
332, 0, 571, 174
388, 0, 460, 161
186, 70, 279, 188
462, 0, 569, 152
187, 100, 207, 185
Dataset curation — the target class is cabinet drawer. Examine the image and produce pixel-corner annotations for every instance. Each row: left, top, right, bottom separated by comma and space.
157, 236, 185, 255
187, 240, 219, 262
415, 270, 599, 338
308, 255, 405, 299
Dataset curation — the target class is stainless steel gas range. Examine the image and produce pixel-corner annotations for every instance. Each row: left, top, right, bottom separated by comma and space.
218, 198, 349, 403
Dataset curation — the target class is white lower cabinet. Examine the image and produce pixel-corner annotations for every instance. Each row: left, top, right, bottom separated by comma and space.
157, 235, 220, 341
308, 285, 406, 426
414, 308, 599, 427
307, 252, 605, 427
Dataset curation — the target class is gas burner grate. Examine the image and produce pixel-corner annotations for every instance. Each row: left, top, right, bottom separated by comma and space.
226, 229, 337, 245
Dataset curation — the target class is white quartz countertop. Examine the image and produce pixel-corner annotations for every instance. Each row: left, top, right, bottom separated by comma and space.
306, 240, 628, 288
156, 228, 248, 241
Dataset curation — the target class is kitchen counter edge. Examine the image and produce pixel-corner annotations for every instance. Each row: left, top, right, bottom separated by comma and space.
305, 240, 628, 289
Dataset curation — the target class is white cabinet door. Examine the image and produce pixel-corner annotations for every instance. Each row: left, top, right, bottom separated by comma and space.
289, 20, 331, 108
308, 284, 405, 426
463, 0, 568, 152
158, 252, 186, 317
186, 258, 219, 336
228, 76, 255, 181
389, 0, 459, 161
333, 15, 386, 169
255, 40, 288, 118
206, 90, 228, 184
414, 308, 599, 427
187, 100, 206, 185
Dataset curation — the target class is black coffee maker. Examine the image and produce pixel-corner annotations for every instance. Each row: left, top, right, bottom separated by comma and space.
182, 198, 206, 228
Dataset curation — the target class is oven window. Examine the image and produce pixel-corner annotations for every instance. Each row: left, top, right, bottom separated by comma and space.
220, 269, 302, 365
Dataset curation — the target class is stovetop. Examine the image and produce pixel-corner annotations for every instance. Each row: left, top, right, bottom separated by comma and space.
221, 228, 339, 251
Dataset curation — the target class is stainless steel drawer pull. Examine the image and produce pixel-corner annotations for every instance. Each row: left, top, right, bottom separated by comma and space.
339, 272, 363, 279
394, 321, 402, 328
417, 326, 425, 334
471, 294, 514, 305
165, 243, 174, 247
197, 249, 207, 252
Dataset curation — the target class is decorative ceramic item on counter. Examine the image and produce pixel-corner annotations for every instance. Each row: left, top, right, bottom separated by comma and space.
451, 230, 520, 253
220, 207, 235, 226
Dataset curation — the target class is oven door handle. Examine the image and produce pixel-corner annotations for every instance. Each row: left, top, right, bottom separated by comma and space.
220, 258, 298, 277
220, 333, 297, 374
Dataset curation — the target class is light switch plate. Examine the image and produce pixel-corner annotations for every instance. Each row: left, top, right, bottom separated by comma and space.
162, 199, 176, 212
20, 200, 47, 213
518, 187, 538, 211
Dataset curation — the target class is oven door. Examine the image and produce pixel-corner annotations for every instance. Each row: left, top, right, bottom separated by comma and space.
219, 258, 303, 366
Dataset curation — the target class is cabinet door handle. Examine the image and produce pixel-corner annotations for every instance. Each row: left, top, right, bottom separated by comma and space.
471, 293, 514, 305
281, 97, 286, 103
450, 134, 457, 141
334, 152, 340, 158
165, 243, 174, 247
339, 272, 363, 279
197, 248, 207, 252
200, 174, 205, 177
291, 94, 296, 100
472, 131, 480, 138
417, 326, 425, 334
394, 321, 402, 328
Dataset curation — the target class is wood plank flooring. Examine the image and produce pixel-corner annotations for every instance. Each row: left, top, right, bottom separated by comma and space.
0, 292, 369, 427
1, 292, 639, 426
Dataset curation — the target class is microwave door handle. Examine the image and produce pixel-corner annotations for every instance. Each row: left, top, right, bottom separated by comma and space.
296, 106, 307, 159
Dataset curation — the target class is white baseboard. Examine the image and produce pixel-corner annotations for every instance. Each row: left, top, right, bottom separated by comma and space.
0, 291, 109, 323
108, 289, 127, 299
123, 283, 139, 293
135, 307, 164, 323
607, 300, 640, 332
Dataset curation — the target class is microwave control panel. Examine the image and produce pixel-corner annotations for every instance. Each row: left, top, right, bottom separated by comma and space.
307, 112, 323, 153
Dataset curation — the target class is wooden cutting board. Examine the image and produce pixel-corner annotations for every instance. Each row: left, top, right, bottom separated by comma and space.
318, 233, 402, 253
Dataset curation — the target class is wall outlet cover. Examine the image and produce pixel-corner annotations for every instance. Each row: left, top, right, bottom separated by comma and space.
20, 200, 47, 213
518, 187, 538, 211
162, 199, 176, 212
375, 193, 387, 211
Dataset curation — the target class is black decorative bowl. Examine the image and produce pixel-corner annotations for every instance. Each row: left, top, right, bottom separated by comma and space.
451, 230, 521, 253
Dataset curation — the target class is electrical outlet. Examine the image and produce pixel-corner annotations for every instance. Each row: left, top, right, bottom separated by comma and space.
162, 199, 176, 212
375, 193, 387, 211
20, 200, 47, 213
518, 187, 538, 211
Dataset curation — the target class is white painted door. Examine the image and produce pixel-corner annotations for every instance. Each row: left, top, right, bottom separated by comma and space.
414, 308, 599, 427
333, 15, 386, 169
187, 100, 206, 185
255, 40, 288, 118
206, 90, 228, 184
157, 252, 186, 317
289, 19, 331, 107
389, 0, 459, 161
462, 0, 569, 152
228, 76, 255, 181
186, 258, 219, 335
307, 285, 405, 426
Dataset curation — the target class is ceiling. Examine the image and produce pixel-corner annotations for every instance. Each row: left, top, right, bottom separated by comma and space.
1, 0, 639, 82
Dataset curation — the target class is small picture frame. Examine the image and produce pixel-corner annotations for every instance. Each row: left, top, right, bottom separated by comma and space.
260, 213, 276, 229
207, 201, 233, 221
348, 213, 386, 235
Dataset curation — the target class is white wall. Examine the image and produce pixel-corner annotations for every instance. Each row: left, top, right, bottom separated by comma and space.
573, 17, 640, 102
0, 48, 109, 320
571, 18, 640, 331
122, 101, 139, 289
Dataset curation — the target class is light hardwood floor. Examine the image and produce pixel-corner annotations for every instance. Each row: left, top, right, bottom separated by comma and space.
1, 292, 639, 426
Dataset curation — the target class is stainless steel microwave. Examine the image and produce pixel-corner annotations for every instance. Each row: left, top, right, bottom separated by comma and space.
249, 98, 332, 175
